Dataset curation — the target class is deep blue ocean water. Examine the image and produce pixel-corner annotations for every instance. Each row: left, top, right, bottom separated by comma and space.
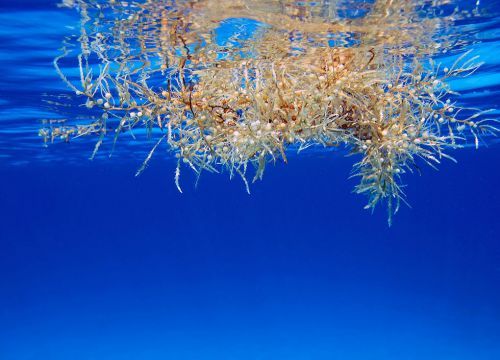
1, 1, 500, 359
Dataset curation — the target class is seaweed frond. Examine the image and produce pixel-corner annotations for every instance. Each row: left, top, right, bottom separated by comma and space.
43, 0, 498, 224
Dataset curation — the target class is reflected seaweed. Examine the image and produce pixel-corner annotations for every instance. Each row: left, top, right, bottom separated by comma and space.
42, 0, 498, 225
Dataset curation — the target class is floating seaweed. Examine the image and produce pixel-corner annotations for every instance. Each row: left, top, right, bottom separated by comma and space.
42, 0, 498, 225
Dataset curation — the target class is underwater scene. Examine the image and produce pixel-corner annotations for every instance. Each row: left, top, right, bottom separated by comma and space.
1, 0, 500, 359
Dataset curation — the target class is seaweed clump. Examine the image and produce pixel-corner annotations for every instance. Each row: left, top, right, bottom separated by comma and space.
42, 0, 498, 225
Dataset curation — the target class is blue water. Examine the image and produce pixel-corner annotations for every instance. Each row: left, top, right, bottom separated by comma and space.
1, 1, 500, 359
